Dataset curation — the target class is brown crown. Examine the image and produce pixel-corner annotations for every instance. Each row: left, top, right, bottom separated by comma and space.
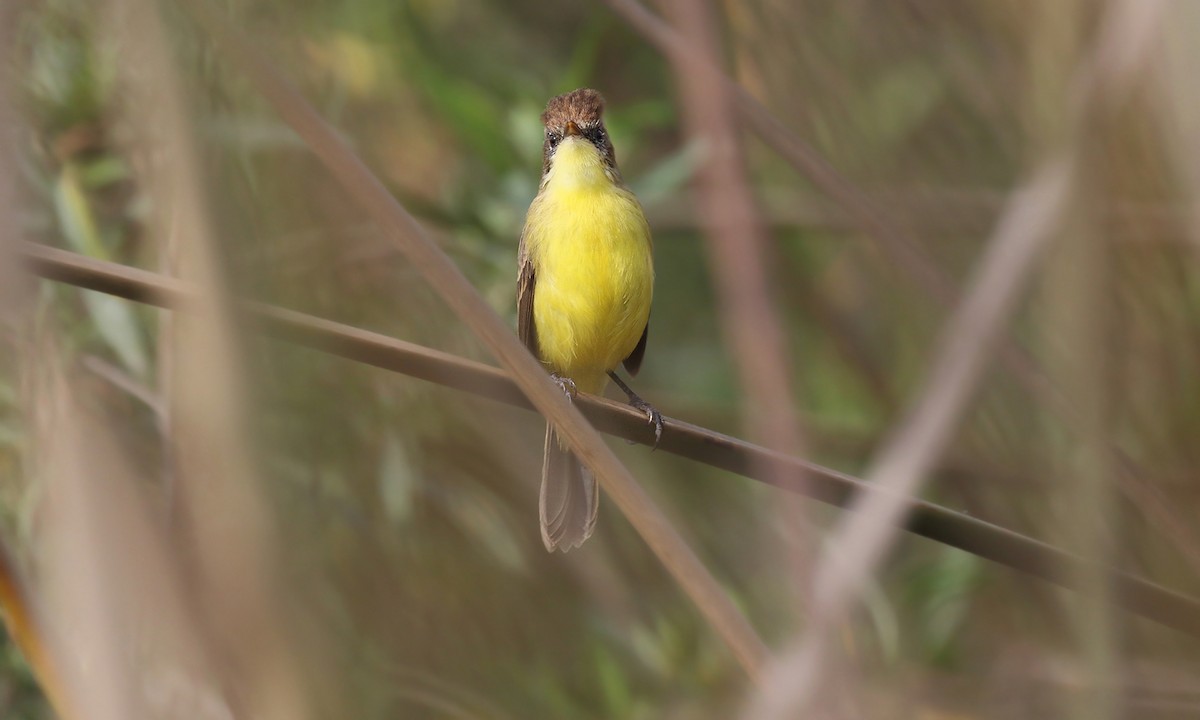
541, 88, 606, 129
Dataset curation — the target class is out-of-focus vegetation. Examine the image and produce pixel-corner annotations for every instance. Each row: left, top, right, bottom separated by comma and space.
3, 0, 1200, 718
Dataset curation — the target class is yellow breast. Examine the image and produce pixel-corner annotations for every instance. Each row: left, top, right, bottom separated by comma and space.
523, 138, 654, 394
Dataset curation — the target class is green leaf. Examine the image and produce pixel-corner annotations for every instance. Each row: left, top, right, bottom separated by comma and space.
78, 155, 130, 188
378, 434, 417, 524
54, 164, 150, 378
393, 14, 514, 173
54, 164, 106, 259
80, 293, 150, 378
909, 547, 983, 666
594, 646, 632, 716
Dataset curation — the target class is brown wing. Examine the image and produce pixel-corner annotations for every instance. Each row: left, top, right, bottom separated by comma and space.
622, 323, 648, 376
516, 229, 539, 358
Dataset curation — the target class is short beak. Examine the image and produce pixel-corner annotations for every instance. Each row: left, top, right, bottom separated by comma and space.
564, 120, 581, 137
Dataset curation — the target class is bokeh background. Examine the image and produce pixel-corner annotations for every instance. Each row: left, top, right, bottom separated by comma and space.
3, 0, 1200, 718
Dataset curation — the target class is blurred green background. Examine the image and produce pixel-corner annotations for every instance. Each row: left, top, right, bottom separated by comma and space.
4, 0, 1200, 717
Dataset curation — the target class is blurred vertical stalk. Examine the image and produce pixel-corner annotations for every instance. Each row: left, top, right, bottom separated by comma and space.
657, 0, 812, 592
104, 0, 315, 716
656, 0, 807, 466
1021, 0, 1086, 159
0, 3, 80, 715
1160, 1, 1200, 257
1046, 175, 1119, 719
1027, 1, 1151, 716
25, 333, 238, 720
719, 0, 896, 413
0, 2, 29, 318
28, 345, 143, 720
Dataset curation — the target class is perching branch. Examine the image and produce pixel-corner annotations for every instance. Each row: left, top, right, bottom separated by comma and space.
21, 242, 1200, 640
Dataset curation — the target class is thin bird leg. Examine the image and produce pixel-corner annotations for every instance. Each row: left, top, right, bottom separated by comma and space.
550, 372, 577, 399
607, 371, 663, 448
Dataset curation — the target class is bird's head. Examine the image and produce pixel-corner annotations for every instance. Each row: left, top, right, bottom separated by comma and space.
540, 88, 619, 184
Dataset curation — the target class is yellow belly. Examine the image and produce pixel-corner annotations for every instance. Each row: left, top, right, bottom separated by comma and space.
524, 156, 653, 395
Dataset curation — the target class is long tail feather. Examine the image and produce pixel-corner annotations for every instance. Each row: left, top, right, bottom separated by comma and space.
539, 425, 598, 551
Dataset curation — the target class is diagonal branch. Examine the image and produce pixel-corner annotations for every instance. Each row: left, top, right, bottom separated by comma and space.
179, 0, 769, 682
605, 0, 1200, 577
750, 1, 1172, 714
21, 242, 1200, 641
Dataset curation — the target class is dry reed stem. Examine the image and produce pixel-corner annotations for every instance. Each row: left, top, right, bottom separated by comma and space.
22, 242, 1200, 641
657, 0, 808, 462
658, 0, 813, 596
1049, 136, 1121, 720
32, 352, 144, 720
745, 1, 1170, 715
27, 346, 236, 720
604, 0, 1200, 576
181, 0, 770, 682
0, 7, 81, 714
603, 0, 979, 338
746, 158, 1075, 718
631, 0, 900, 421
1029, 5, 1120, 717
105, 0, 313, 715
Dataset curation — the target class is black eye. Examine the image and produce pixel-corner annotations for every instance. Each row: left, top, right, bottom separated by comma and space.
595, 129, 606, 143
547, 132, 562, 148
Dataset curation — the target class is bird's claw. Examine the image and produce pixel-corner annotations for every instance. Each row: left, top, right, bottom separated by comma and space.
550, 373, 577, 400
630, 397, 663, 449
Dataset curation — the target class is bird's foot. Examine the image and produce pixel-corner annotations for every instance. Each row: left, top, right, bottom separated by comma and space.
606, 370, 663, 449
630, 396, 664, 449
550, 373, 577, 400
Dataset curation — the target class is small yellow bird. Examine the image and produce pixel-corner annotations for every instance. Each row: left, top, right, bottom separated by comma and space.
517, 88, 660, 552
